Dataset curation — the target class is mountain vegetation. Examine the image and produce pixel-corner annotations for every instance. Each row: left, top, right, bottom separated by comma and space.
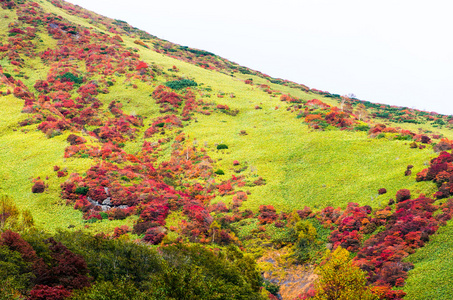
1, 0, 453, 299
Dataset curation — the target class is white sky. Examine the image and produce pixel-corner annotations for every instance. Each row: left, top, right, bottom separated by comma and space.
67, 0, 453, 115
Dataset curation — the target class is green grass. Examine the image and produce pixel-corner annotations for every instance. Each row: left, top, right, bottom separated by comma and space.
403, 220, 453, 299
0, 0, 440, 229
375, 117, 453, 140
0, 95, 135, 233
1, 2, 451, 295
0, 9, 18, 34
115, 35, 439, 212
183, 104, 437, 211
96, 78, 159, 119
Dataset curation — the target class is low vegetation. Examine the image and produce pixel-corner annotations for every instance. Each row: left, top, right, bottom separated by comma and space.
0, 0, 452, 299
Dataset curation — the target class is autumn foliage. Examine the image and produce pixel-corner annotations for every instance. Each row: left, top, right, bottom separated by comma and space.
4, 1, 453, 299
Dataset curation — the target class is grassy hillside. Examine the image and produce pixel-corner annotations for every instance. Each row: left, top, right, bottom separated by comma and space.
0, 0, 436, 224
403, 221, 453, 299
0, 0, 440, 225
0, 94, 137, 232
1, 0, 453, 299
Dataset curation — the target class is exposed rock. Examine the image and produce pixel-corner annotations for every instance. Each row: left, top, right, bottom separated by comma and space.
102, 198, 111, 205
101, 205, 110, 211
87, 196, 126, 211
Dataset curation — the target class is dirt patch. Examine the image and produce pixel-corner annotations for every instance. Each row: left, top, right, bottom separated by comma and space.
258, 248, 317, 299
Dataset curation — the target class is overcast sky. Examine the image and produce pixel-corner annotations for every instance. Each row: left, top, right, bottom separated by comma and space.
67, 0, 453, 115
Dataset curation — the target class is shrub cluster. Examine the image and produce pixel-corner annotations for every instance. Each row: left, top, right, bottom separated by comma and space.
1, 230, 265, 299
416, 151, 453, 199
165, 79, 197, 90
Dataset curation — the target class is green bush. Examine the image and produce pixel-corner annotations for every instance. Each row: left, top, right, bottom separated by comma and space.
217, 144, 228, 150
264, 280, 280, 296
75, 187, 89, 195
165, 79, 197, 90
70, 279, 152, 300
55, 72, 83, 85
394, 135, 412, 141
0, 246, 34, 293
23, 231, 264, 299
433, 119, 446, 126
149, 244, 263, 299
120, 176, 130, 182
238, 67, 252, 75
318, 120, 329, 129
376, 112, 390, 118
215, 169, 225, 175
354, 125, 370, 132
179, 46, 214, 56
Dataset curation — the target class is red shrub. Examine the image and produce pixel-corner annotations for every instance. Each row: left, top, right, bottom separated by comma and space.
66, 134, 86, 145
328, 203, 371, 252
0, 230, 39, 263
218, 182, 233, 196
232, 191, 247, 207
152, 85, 183, 109
376, 262, 410, 287
133, 221, 156, 235
395, 189, 411, 202
258, 205, 278, 224
32, 180, 46, 193
143, 226, 165, 245
378, 188, 387, 195
34, 80, 50, 93
109, 208, 127, 220
216, 104, 229, 110
57, 171, 68, 177
274, 220, 285, 228
140, 203, 169, 226
29, 285, 71, 300
420, 135, 431, 144
330, 229, 362, 252
87, 186, 108, 203
208, 202, 229, 213
433, 139, 453, 152
218, 229, 234, 245
353, 195, 444, 290
113, 226, 130, 238
34, 238, 90, 290
297, 206, 313, 219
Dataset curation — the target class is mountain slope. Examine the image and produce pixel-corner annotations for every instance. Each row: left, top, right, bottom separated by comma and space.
1, 0, 453, 299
